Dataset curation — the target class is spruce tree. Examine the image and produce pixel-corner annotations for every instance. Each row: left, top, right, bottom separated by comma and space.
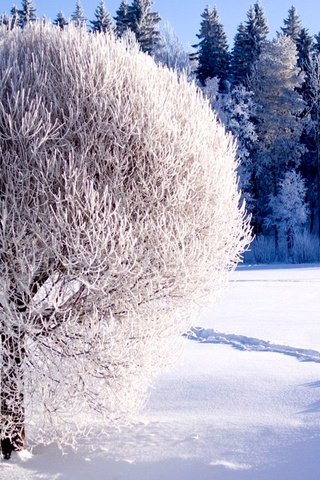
114, 0, 129, 37
230, 23, 248, 85
90, 0, 112, 33
314, 32, 320, 56
297, 28, 313, 71
53, 11, 68, 29
18, 0, 37, 28
191, 6, 230, 89
127, 0, 161, 54
71, 1, 87, 28
231, 3, 268, 86
280, 6, 302, 42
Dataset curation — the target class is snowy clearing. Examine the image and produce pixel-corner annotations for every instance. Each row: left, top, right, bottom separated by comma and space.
1, 264, 320, 479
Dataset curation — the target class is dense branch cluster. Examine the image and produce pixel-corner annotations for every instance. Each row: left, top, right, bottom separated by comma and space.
0, 24, 250, 449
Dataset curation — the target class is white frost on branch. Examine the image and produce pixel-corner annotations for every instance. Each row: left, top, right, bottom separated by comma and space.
0, 23, 251, 448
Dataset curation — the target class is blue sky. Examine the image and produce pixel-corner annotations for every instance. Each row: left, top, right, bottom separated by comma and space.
2, 1, 320, 48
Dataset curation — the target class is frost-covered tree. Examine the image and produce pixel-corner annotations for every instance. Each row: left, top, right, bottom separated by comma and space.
313, 32, 320, 56
280, 5, 302, 42
90, 0, 112, 33
203, 79, 257, 211
53, 11, 68, 30
18, 0, 36, 28
191, 6, 229, 89
114, 0, 129, 37
0, 24, 251, 458
153, 21, 192, 75
297, 27, 313, 71
266, 171, 308, 251
251, 35, 306, 235
127, 0, 161, 54
230, 22, 248, 85
302, 54, 320, 236
231, 3, 268, 86
70, 1, 87, 28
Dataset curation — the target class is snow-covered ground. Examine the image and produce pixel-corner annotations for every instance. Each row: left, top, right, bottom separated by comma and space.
1, 264, 320, 479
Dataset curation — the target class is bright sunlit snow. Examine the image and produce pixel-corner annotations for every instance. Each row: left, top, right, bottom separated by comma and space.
1, 264, 320, 480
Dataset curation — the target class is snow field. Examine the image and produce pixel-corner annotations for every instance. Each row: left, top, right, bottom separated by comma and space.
1, 264, 320, 479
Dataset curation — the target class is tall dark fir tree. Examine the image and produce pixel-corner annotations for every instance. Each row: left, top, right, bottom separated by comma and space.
231, 2, 268, 86
280, 6, 302, 43
127, 0, 161, 54
53, 11, 68, 29
191, 6, 230, 90
314, 32, 320, 56
231, 22, 248, 85
91, 1, 113, 33
297, 28, 313, 71
114, 0, 130, 37
18, 0, 37, 28
71, 1, 87, 28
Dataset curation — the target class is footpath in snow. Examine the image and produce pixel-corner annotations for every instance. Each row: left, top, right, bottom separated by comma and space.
185, 326, 320, 363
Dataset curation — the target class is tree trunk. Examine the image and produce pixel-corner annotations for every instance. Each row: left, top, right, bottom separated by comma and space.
1, 330, 25, 459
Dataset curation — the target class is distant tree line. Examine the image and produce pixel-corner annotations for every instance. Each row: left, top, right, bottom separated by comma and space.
0, 1, 161, 54
191, 4, 320, 262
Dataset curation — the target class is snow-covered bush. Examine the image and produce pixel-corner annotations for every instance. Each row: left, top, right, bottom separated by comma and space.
244, 235, 277, 264
291, 231, 320, 263
266, 170, 309, 251
244, 230, 320, 264
203, 78, 257, 212
0, 24, 251, 455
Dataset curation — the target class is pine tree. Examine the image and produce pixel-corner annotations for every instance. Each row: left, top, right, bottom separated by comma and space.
18, 0, 37, 28
127, 0, 161, 54
231, 3, 268, 86
314, 32, 320, 56
191, 6, 230, 89
53, 11, 68, 29
231, 23, 248, 85
251, 35, 306, 236
71, 1, 87, 28
90, 0, 112, 33
297, 28, 313, 70
114, 0, 129, 37
280, 6, 301, 42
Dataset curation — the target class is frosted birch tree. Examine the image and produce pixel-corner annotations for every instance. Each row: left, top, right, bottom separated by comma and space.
0, 24, 251, 458
250, 35, 306, 235
153, 21, 192, 76
266, 171, 308, 251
